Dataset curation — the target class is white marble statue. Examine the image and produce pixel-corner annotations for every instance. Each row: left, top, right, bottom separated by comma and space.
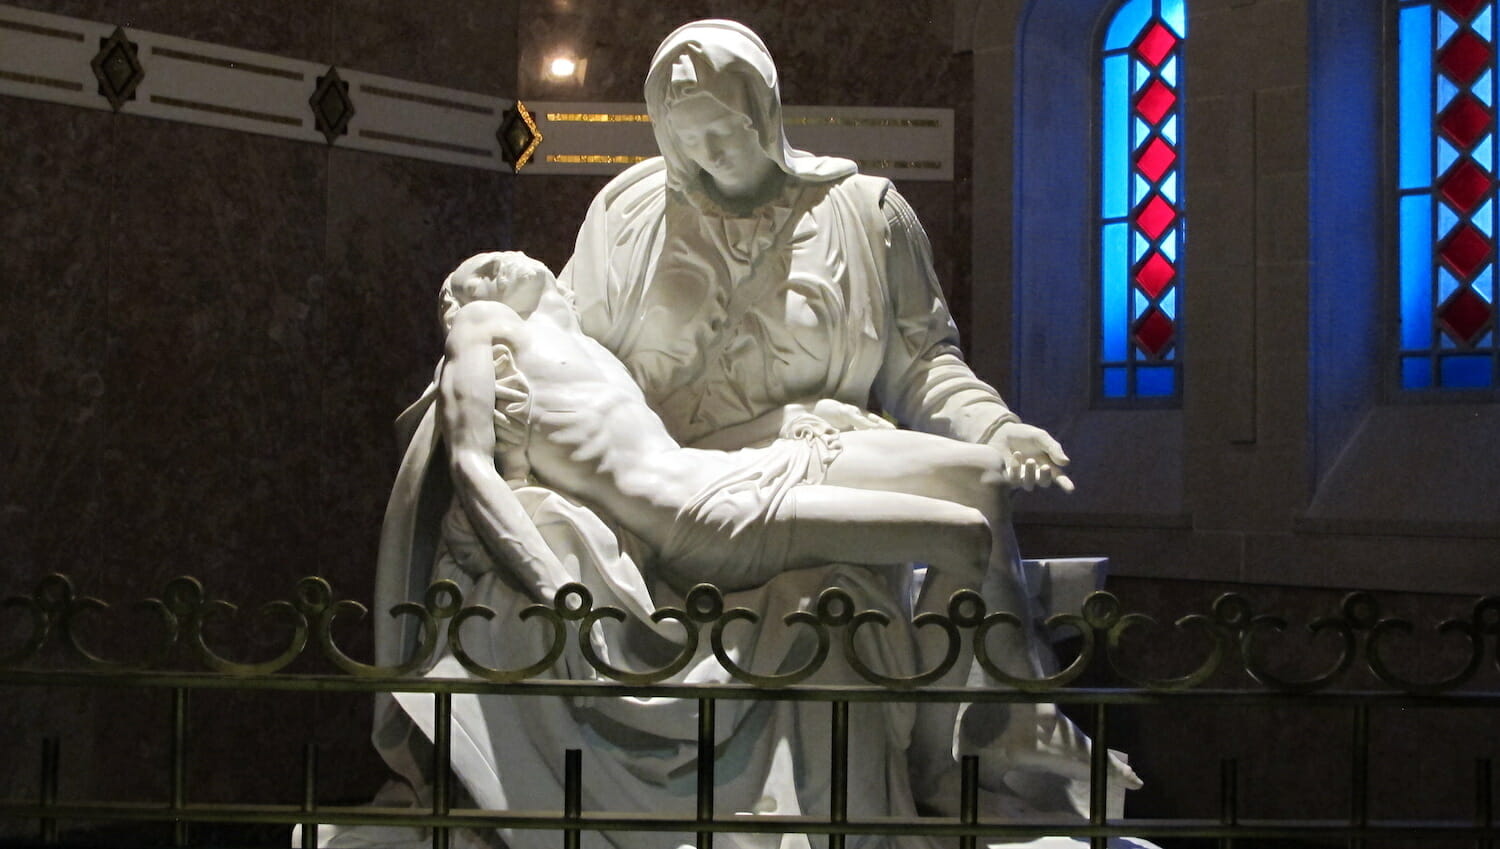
318, 19, 1154, 849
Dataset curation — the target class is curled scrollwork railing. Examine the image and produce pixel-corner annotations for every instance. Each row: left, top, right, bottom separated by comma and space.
2, 573, 1498, 695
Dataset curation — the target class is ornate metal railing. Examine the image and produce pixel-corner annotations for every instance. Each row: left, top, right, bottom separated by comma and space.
2, 572, 1499, 848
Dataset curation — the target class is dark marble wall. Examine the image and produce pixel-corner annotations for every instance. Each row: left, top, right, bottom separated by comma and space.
1, 0, 518, 819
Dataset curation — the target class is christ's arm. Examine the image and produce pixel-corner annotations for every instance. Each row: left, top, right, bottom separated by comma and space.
440, 302, 567, 598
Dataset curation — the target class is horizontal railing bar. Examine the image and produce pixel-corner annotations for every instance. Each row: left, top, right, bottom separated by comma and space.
5, 801, 1500, 839
3, 671, 1499, 705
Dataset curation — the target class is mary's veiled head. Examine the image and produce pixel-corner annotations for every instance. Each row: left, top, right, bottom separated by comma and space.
645, 20, 855, 197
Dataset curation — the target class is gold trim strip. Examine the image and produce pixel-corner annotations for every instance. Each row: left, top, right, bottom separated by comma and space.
785, 117, 941, 128
151, 46, 303, 81
854, 159, 944, 170
0, 18, 85, 42
0, 69, 84, 92
150, 94, 302, 127
363, 84, 494, 116
544, 112, 651, 123
359, 129, 492, 158
544, 154, 650, 165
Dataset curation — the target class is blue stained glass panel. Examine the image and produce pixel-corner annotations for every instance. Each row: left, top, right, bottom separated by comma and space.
1134, 174, 1152, 204
1134, 60, 1149, 92
1399, 5, 1433, 190
1479, 69, 1496, 107
1133, 289, 1151, 315
1437, 139, 1459, 175
1137, 366, 1175, 396
1478, 5, 1494, 37
1401, 195, 1434, 350
1161, 286, 1178, 318
1162, 228, 1179, 261
1438, 10, 1458, 46
1439, 76, 1458, 107
1162, 114, 1179, 144
1439, 266, 1460, 299
1441, 355, 1492, 386
1162, 56, 1180, 87
1134, 233, 1151, 261
1102, 223, 1129, 359
1135, 118, 1152, 147
1477, 135, 1496, 169
1162, 171, 1179, 203
1103, 367, 1128, 398
1439, 202, 1459, 236
1106, 0, 1153, 49
1403, 356, 1434, 389
1102, 55, 1129, 219
1163, 0, 1187, 37
1475, 264, 1494, 296
1477, 198, 1495, 236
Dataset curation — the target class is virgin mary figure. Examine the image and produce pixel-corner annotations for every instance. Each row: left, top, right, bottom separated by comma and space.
323, 18, 1145, 849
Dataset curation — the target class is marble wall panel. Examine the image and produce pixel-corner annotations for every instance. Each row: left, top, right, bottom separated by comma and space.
332, 0, 519, 95
96, 116, 326, 607
2, 0, 326, 58
519, 1, 958, 107
0, 98, 111, 585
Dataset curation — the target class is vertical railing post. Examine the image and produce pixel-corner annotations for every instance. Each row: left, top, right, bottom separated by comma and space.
1478, 757, 1494, 849
38, 737, 59, 845
1089, 703, 1109, 849
1349, 705, 1369, 849
170, 687, 188, 847
1218, 758, 1238, 849
432, 693, 452, 849
301, 742, 319, 849
830, 700, 849, 849
697, 698, 716, 849
564, 748, 582, 849
959, 754, 979, 849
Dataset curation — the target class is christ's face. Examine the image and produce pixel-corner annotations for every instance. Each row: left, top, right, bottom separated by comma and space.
450, 252, 552, 316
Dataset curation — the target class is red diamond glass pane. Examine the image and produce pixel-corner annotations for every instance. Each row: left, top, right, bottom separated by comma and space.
1441, 0, 1486, 20
1132, 308, 1175, 357
1438, 287, 1494, 344
1438, 30, 1494, 86
1135, 80, 1177, 125
1135, 22, 1178, 67
1439, 159, 1494, 213
1440, 224, 1493, 279
1438, 94, 1493, 149
1134, 252, 1176, 298
1135, 195, 1177, 240
1135, 137, 1177, 182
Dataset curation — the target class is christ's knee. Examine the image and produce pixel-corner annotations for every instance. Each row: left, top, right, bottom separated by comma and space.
929, 506, 991, 585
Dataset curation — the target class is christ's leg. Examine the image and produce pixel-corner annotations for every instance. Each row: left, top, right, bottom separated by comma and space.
815, 430, 1052, 799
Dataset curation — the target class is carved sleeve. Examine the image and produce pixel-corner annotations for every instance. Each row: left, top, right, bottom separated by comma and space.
873, 184, 1020, 443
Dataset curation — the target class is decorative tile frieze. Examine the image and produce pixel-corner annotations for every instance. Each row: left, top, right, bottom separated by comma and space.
0, 4, 953, 181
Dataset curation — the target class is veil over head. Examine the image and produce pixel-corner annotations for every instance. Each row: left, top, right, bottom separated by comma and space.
644, 19, 856, 194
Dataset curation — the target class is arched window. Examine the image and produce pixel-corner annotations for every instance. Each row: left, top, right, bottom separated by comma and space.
1398, 0, 1500, 390
1099, 0, 1187, 400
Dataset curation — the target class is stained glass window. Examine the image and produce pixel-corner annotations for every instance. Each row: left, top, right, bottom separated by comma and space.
1399, 0, 1500, 390
1099, 0, 1186, 400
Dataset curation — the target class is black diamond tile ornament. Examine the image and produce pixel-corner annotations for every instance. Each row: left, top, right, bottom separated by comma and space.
91, 27, 143, 112
498, 101, 543, 172
309, 67, 354, 145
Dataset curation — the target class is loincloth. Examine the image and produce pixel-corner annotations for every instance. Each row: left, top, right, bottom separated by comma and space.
657, 415, 841, 592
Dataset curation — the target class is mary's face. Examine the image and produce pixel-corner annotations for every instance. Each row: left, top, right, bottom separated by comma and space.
666, 93, 778, 199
